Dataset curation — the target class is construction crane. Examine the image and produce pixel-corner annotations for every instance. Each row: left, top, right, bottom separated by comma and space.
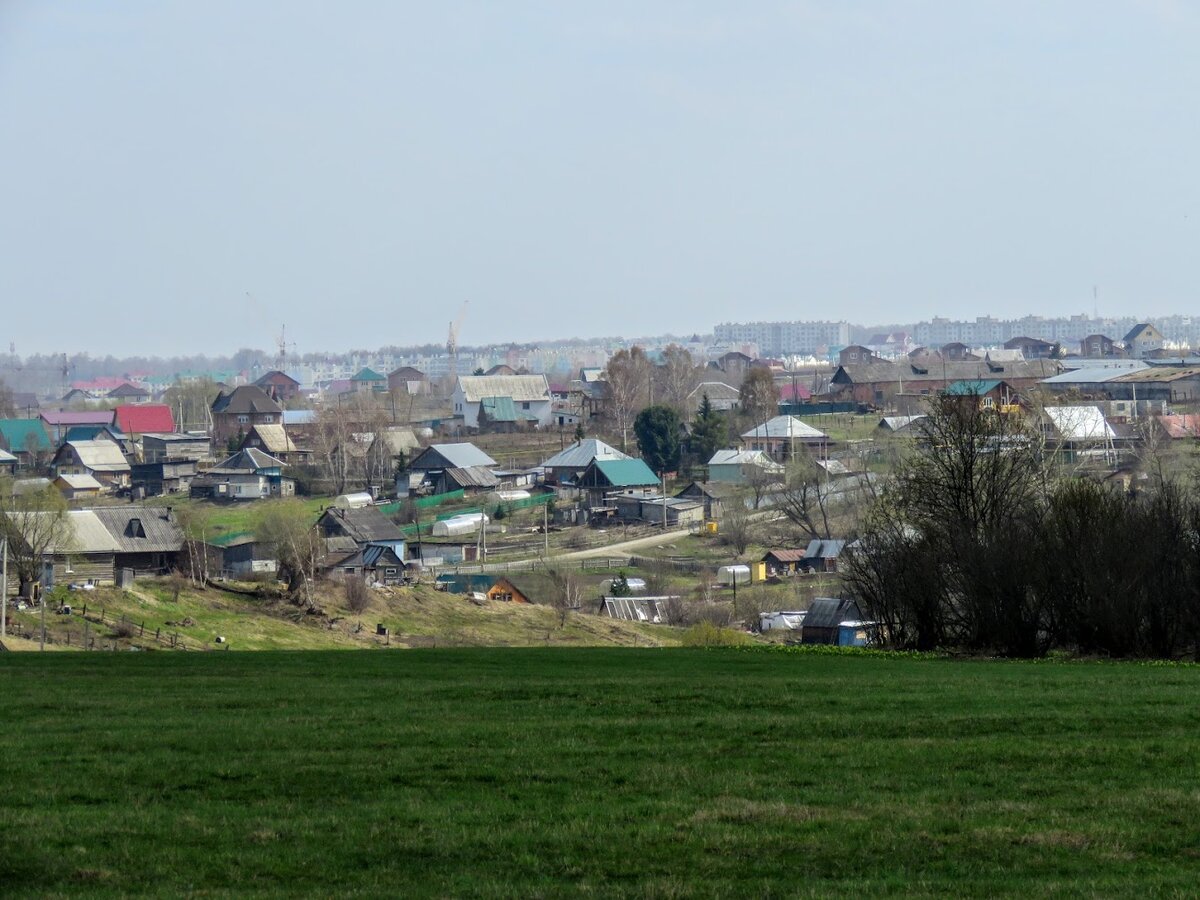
447, 301, 469, 382
275, 323, 297, 371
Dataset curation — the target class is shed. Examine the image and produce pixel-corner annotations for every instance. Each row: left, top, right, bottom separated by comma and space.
801, 597, 863, 645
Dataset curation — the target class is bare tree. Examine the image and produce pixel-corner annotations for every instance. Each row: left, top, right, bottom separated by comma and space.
544, 565, 584, 628
0, 479, 72, 597
604, 347, 652, 451
255, 500, 323, 606
174, 503, 214, 586
775, 450, 831, 541
655, 344, 700, 417
738, 367, 779, 426
720, 494, 753, 554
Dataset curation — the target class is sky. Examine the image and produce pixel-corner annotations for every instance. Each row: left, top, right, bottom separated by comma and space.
2, 1, 1199, 357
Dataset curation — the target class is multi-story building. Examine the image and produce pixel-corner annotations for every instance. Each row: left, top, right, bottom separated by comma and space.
713, 321, 852, 356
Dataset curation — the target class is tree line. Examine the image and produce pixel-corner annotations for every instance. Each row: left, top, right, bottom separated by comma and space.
844, 394, 1200, 659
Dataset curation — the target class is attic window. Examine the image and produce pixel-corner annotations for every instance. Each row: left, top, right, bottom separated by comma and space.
125, 518, 146, 538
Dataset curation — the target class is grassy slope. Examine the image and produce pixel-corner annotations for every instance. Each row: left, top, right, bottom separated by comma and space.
1, 580, 677, 652
2, 649, 1200, 896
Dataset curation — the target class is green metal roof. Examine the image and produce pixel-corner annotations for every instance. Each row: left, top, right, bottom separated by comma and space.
351, 367, 386, 382
481, 396, 519, 422
0, 419, 51, 452
944, 379, 1003, 396
593, 458, 660, 486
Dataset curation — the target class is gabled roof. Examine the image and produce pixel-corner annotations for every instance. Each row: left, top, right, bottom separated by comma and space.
878, 415, 927, 432
372, 427, 419, 455
688, 381, 740, 401
64, 424, 125, 443
0, 449, 17, 464
541, 439, 629, 470
455, 374, 550, 403
319, 506, 405, 544
211, 385, 282, 416
1044, 406, 1116, 441
114, 404, 174, 434
58, 440, 130, 473
804, 539, 846, 559
708, 449, 783, 470
409, 443, 497, 470
243, 424, 298, 455
55, 473, 103, 491
210, 447, 286, 473
90, 507, 184, 553
59, 510, 124, 553
255, 370, 300, 387
0, 419, 52, 452
351, 367, 386, 382
1123, 323, 1163, 343
480, 396, 521, 422
107, 382, 148, 398
741, 416, 827, 441
388, 366, 426, 380
442, 466, 500, 490
763, 548, 807, 563
586, 458, 660, 488
803, 597, 862, 630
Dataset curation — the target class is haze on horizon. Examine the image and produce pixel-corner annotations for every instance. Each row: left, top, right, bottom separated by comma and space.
2, 1, 1198, 359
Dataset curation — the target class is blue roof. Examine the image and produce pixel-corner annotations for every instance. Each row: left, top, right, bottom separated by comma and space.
944, 379, 1003, 395
0, 419, 51, 452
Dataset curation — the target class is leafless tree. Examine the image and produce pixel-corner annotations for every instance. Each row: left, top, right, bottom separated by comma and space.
775, 450, 831, 541
0, 479, 73, 597
344, 576, 371, 613
720, 494, 753, 554
655, 344, 700, 417
738, 367, 779, 426
604, 347, 652, 451
544, 565, 583, 628
174, 503, 215, 586
255, 500, 323, 606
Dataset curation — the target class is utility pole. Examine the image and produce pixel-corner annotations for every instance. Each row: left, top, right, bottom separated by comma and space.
543, 501, 549, 557
661, 473, 667, 530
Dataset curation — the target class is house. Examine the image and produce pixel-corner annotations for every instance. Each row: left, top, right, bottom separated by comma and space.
940, 342, 978, 361
831, 358, 1062, 407
577, 458, 660, 507
1004, 336, 1056, 359
687, 381, 740, 414
240, 423, 310, 465
350, 368, 388, 394
387, 366, 428, 396
1123, 323, 1166, 358
0, 449, 16, 475
838, 345, 878, 366
368, 426, 420, 470
50, 440, 131, 490
674, 481, 737, 520
324, 542, 408, 586
317, 506, 406, 555
130, 459, 197, 497
210, 385, 283, 447
762, 549, 807, 575
89, 506, 184, 576
26, 510, 122, 589
802, 538, 847, 573
0, 418, 52, 467
53, 473, 104, 501
218, 536, 278, 577
406, 443, 498, 495
141, 432, 210, 463
942, 379, 1020, 410
540, 439, 629, 486
435, 573, 531, 602
10, 392, 40, 417
632, 496, 705, 527
801, 597, 864, 645
1080, 334, 1119, 358
254, 370, 302, 403
484, 364, 517, 377
113, 404, 175, 439
105, 382, 151, 403
452, 375, 552, 429
741, 416, 829, 461
715, 351, 753, 383
39, 410, 114, 444
190, 448, 294, 500
707, 449, 784, 484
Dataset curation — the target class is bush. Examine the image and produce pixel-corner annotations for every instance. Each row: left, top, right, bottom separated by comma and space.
111, 620, 137, 639
681, 621, 751, 647
344, 577, 371, 613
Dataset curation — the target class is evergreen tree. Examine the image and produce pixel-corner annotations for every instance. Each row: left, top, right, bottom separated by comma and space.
689, 394, 727, 466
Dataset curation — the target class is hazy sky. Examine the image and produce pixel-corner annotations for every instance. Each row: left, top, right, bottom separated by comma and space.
2, 1, 1198, 357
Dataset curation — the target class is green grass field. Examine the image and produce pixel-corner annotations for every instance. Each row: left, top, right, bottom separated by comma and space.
3, 649, 1199, 896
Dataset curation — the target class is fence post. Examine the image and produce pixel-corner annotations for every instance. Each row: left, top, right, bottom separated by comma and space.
156, 627, 160, 641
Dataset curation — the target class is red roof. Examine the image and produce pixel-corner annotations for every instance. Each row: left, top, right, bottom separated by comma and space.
114, 404, 175, 434
780, 383, 812, 402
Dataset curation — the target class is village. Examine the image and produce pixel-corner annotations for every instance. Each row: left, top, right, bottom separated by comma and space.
0, 318, 1195, 650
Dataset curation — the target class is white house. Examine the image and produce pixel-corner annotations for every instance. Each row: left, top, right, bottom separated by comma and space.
452, 375, 553, 428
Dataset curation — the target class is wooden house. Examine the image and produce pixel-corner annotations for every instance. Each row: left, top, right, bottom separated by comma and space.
801, 597, 863, 645
254, 370, 302, 404
50, 440, 131, 490
210, 386, 283, 447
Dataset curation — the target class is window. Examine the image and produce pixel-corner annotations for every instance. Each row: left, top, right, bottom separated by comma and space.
237, 415, 249, 424
982, 397, 995, 409
521, 401, 530, 410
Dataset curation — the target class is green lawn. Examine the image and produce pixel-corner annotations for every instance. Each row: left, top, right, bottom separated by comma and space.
2, 649, 1199, 896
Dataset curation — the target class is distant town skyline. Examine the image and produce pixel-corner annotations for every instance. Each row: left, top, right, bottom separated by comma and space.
3, 2, 1199, 357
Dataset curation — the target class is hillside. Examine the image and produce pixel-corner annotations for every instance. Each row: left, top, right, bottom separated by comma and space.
0, 579, 679, 651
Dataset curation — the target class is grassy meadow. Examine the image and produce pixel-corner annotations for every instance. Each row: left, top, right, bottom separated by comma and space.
3, 648, 1200, 896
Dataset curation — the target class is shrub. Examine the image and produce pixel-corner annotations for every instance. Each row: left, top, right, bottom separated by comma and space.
344, 577, 371, 613
681, 621, 751, 647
